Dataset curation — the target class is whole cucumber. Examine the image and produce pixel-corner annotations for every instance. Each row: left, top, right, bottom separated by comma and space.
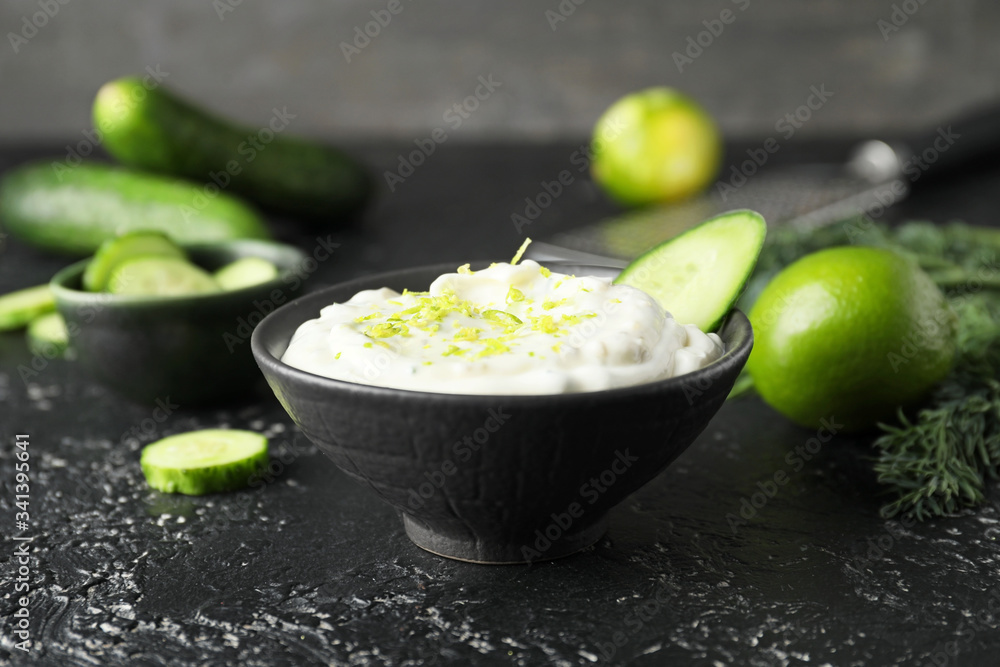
94, 77, 374, 223
0, 161, 271, 255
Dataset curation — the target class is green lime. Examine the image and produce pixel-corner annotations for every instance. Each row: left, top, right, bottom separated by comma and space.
746, 246, 957, 432
591, 87, 721, 206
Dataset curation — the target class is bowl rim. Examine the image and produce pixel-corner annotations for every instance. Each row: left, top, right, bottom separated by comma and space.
251, 261, 754, 404
50, 239, 307, 308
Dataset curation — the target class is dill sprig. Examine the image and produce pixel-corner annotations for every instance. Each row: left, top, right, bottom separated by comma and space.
873, 293, 1000, 520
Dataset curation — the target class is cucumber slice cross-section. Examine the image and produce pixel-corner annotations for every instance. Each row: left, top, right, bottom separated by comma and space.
83, 230, 187, 292
214, 256, 280, 291
27, 312, 70, 357
108, 256, 220, 296
614, 209, 766, 331
141, 429, 269, 495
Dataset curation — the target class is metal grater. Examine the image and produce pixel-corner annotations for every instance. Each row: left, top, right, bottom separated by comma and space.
529, 141, 908, 262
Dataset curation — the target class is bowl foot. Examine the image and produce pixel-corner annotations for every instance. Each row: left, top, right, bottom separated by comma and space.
402, 514, 607, 564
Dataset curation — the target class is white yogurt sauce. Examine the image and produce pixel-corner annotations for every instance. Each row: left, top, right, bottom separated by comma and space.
281, 260, 725, 394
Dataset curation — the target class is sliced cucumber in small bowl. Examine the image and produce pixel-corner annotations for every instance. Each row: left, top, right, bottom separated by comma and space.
50, 239, 308, 405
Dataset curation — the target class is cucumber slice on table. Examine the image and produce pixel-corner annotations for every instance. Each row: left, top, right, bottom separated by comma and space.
214, 257, 280, 291
27, 312, 70, 357
614, 209, 766, 331
108, 256, 220, 296
0, 285, 55, 331
141, 429, 269, 495
84, 231, 186, 292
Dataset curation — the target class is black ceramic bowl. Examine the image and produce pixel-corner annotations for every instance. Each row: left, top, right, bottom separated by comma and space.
51, 240, 307, 405
252, 262, 753, 563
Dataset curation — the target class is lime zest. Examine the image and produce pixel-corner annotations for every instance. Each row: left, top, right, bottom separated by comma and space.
531, 315, 559, 334
454, 327, 481, 342
507, 286, 525, 303
474, 338, 512, 359
482, 309, 523, 328
511, 238, 532, 265
366, 322, 405, 338
457, 264, 473, 275
542, 298, 567, 311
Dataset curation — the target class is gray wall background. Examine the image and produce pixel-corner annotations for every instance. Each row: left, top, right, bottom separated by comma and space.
1, 0, 997, 143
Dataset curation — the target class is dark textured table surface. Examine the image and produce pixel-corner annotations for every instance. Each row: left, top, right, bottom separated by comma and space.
2, 141, 1000, 667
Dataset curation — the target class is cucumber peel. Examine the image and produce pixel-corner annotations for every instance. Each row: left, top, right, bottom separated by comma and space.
614, 209, 766, 331
108, 256, 220, 296
141, 429, 269, 495
214, 257, 280, 291
84, 231, 186, 292
0, 284, 56, 331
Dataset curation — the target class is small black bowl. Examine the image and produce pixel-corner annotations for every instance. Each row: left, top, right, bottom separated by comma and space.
51, 240, 307, 405
252, 263, 753, 563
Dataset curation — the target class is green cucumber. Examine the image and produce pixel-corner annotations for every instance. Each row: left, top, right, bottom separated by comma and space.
214, 256, 280, 290
0, 285, 55, 331
614, 209, 766, 331
27, 312, 70, 357
108, 256, 220, 296
84, 231, 186, 292
94, 77, 373, 223
140, 429, 269, 495
0, 161, 270, 256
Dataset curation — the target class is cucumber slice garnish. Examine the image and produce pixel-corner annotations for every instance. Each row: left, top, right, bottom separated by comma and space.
26, 312, 70, 357
614, 209, 766, 331
108, 256, 220, 296
84, 231, 186, 292
0, 285, 55, 332
214, 257, 280, 291
140, 429, 269, 495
